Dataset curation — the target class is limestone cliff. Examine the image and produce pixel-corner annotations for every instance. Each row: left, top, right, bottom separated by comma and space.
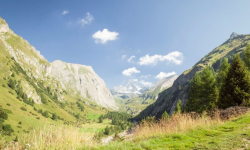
47, 60, 117, 110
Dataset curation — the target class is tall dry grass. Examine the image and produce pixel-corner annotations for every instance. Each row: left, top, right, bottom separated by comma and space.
133, 111, 223, 139
4, 124, 96, 150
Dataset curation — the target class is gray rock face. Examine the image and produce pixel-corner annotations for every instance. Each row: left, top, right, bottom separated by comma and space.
47, 60, 118, 110
230, 32, 238, 39
140, 75, 178, 101
151, 75, 179, 92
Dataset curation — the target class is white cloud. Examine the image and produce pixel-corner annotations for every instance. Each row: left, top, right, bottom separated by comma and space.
132, 79, 138, 82
127, 55, 136, 63
140, 80, 153, 87
155, 71, 176, 79
141, 75, 151, 78
78, 12, 94, 27
62, 10, 69, 15
121, 55, 127, 60
122, 67, 140, 76
138, 51, 183, 66
92, 29, 119, 44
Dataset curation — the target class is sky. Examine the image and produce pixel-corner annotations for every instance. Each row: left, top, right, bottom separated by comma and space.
1, 1, 250, 88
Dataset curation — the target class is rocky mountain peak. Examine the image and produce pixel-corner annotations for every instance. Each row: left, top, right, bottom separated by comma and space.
230, 32, 238, 39
0, 17, 10, 33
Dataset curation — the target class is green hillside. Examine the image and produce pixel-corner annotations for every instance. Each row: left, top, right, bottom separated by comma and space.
135, 33, 250, 120
0, 17, 112, 141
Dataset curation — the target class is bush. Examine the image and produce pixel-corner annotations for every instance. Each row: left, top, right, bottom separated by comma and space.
20, 107, 27, 111
42, 111, 50, 118
0, 109, 8, 120
6, 103, 10, 106
2, 124, 14, 135
52, 113, 58, 121
33, 107, 37, 111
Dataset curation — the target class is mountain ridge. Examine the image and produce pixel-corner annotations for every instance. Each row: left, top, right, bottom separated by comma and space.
0, 16, 117, 110
135, 32, 250, 120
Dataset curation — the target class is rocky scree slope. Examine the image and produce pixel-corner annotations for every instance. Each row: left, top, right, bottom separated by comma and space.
135, 32, 250, 120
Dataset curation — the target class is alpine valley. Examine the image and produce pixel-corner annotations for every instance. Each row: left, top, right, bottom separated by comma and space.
1, 7, 250, 149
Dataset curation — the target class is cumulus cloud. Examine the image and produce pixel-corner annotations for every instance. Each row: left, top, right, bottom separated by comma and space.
78, 12, 94, 27
141, 75, 151, 78
138, 51, 183, 66
62, 10, 69, 15
92, 29, 119, 44
140, 80, 153, 87
127, 55, 136, 63
121, 55, 127, 60
122, 67, 140, 76
155, 71, 176, 79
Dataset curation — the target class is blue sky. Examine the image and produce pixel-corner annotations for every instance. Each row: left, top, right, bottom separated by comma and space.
1, 1, 250, 88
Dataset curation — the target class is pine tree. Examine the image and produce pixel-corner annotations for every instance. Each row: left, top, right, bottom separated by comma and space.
161, 111, 170, 120
186, 72, 202, 112
187, 67, 218, 113
244, 44, 250, 70
219, 54, 250, 108
217, 58, 230, 87
174, 100, 182, 114
199, 66, 218, 112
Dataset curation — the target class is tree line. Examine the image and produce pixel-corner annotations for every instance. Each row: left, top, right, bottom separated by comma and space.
186, 44, 250, 113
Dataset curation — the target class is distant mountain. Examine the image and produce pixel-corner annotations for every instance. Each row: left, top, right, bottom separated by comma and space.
114, 75, 178, 115
112, 80, 150, 95
135, 32, 250, 120
140, 75, 178, 101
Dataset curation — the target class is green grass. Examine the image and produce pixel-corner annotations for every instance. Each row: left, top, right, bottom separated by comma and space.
94, 112, 250, 150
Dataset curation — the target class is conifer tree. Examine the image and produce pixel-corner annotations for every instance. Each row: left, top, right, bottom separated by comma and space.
161, 111, 170, 120
174, 100, 182, 114
187, 67, 218, 112
199, 66, 218, 112
217, 58, 230, 87
244, 44, 250, 70
219, 54, 250, 108
186, 72, 201, 112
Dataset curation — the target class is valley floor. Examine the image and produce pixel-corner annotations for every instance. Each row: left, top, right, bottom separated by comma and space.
2, 110, 250, 150
93, 111, 250, 150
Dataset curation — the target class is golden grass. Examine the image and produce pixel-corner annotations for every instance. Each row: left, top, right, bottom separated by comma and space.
3, 124, 96, 150
133, 112, 223, 140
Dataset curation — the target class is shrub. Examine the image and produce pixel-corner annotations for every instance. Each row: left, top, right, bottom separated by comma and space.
20, 107, 27, 111
42, 111, 50, 118
0, 109, 8, 120
2, 124, 14, 135
33, 107, 37, 111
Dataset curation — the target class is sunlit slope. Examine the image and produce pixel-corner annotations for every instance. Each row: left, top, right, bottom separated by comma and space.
135, 32, 250, 120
